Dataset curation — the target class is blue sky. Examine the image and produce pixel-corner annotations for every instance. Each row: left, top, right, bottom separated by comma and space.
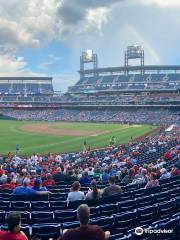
0, 0, 180, 92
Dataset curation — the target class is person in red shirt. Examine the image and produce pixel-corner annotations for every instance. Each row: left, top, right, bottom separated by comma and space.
0, 168, 3, 177
0, 212, 28, 240
145, 173, 159, 189
42, 173, 55, 186
59, 204, 110, 240
0, 177, 15, 190
171, 166, 180, 176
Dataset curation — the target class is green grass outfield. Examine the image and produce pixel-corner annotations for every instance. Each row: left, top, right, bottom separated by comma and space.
0, 120, 156, 155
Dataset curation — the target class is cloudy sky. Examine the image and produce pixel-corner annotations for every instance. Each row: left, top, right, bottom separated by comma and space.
0, 0, 180, 91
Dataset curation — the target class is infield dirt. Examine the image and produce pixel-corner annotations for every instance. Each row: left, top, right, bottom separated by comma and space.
19, 123, 111, 137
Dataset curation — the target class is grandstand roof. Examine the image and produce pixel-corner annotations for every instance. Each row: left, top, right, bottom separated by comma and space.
0, 77, 52, 81
79, 65, 180, 75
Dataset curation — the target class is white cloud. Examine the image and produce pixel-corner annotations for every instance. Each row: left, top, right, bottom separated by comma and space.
0, 54, 27, 73
86, 7, 110, 35
0, 0, 180, 91
0, 53, 44, 77
0, 0, 57, 50
136, 0, 180, 8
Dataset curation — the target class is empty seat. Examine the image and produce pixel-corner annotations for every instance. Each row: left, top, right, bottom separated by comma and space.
137, 205, 157, 225
102, 193, 122, 204
0, 189, 12, 194
168, 187, 180, 198
136, 195, 154, 208
50, 201, 66, 210
89, 206, 100, 218
31, 195, 49, 201
54, 210, 76, 223
0, 210, 5, 224
146, 186, 160, 195
31, 201, 50, 211
175, 196, 180, 213
68, 200, 85, 209
172, 212, 180, 218
158, 200, 176, 219
31, 211, 54, 223
113, 211, 137, 233
119, 192, 132, 201
109, 233, 124, 240
100, 204, 118, 215
50, 193, 66, 201
49, 189, 61, 193
153, 192, 170, 204
10, 201, 30, 211
32, 223, 61, 240
118, 199, 137, 212
133, 188, 147, 198
160, 183, 172, 192
127, 225, 153, 240
0, 201, 9, 211
0, 193, 11, 201
90, 216, 114, 232
125, 184, 138, 192
152, 218, 178, 239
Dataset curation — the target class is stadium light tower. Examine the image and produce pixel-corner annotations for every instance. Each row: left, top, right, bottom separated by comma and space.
80, 49, 98, 78
124, 45, 144, 74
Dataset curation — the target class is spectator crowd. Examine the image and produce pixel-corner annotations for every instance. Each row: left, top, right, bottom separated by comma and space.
0, 108, 179, 125
0, 125, 179, 239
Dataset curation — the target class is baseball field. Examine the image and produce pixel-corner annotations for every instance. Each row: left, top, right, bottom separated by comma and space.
0, 120, 156, 155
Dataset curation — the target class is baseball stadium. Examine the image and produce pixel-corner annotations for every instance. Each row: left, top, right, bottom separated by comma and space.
0, 46, 179, 154
0, 46, 179, 240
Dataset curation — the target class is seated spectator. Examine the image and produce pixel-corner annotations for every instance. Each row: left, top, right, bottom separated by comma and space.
79, 171, 91, 185
32, 178, 47, 191
145, 173, 159, 189
66, 170, 78, 183
88, 167, 94, 177
159, 168, 171, 180
93, 168, 101, 180
109, 165, 117, 177
0, 173, 7, 184
53, 168, 68, 183
122, 168, 135, 184
118, 167, 128, 180
85, 180, 102, 201
101, 168, 110, 183
133, 165, 139, 175
0, 212, 28, 240
134, 168, 149, 184
102, 176, 122, 197
59, 204, 110, 240
171, 164, 180, 176
12, 178, 51, 196
67, 181, 84, 205
42, 173, 55, 186
0, 177, 15, 190
135, 167, 142, 179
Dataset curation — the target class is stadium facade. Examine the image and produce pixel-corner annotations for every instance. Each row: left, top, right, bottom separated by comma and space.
0, 47, 179, 121
0, 77, 53, 95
